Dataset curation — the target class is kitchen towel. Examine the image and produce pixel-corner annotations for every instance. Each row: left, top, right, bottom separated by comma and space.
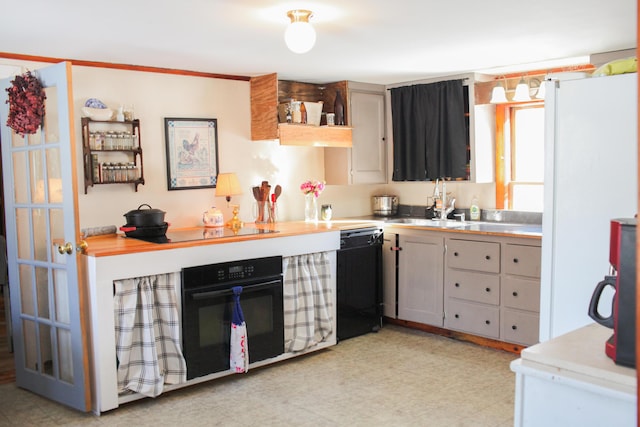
114, 273, 186, 398
283, 251, 333, 352
230, 286, 249, 373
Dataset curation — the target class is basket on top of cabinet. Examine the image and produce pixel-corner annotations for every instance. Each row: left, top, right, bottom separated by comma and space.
81, 117, 145, 193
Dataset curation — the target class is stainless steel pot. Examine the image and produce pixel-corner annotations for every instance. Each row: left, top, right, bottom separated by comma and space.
372, 195, 399, 216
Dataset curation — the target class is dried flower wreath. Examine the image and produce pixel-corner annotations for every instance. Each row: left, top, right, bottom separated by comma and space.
5, 71, 46, 136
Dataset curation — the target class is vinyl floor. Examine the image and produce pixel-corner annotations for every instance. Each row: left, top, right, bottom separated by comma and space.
0, 323, 517, 426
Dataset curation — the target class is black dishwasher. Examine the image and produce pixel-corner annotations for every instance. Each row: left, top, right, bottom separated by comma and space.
337, 226, 384, 341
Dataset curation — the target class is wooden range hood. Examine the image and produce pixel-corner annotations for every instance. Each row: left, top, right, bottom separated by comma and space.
250, 73, 352, 147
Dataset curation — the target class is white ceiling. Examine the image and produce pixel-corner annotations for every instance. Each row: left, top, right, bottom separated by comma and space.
0, 0, 636, 85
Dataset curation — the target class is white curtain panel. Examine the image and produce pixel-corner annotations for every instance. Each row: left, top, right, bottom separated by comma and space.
283, 252, 333, 352
114, 273, 186, 397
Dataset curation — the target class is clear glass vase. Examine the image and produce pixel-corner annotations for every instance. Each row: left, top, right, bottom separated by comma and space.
304, 194, 318, 222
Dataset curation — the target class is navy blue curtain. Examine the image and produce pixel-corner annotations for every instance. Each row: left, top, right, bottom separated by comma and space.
391, 79, 467, 181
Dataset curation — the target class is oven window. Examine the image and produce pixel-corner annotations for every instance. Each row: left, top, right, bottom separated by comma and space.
198, 305, 226, 347
244, 294, 274, 336
197, 294, 275, 348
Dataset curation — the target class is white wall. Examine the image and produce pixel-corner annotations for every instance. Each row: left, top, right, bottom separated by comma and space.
1, 58, 495, 230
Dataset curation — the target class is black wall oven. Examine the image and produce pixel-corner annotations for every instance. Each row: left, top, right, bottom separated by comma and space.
181, 256, 284, 380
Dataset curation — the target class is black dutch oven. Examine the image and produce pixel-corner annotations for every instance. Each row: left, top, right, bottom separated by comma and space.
123, 204, 166, 227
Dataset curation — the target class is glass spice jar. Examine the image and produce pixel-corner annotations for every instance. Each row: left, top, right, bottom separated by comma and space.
321, 204, 333, 221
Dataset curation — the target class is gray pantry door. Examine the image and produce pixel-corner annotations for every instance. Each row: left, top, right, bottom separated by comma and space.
0, 61, 90, 411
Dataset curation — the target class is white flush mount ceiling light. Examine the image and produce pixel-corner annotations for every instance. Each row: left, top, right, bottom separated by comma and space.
284, 9, 316, 54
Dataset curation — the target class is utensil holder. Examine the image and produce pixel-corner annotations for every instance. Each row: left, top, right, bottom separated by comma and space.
268, 202, 277, 223
255, 201, 268, 223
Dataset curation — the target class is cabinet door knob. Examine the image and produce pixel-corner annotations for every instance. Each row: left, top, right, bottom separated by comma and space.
512, 325, 518, 330
455, 282, 460, 287
485, 255, 491, 260
485, 320, 491, 325
513, 258, 519, 263
512, 291, 518, 297
485, 287, 491, 292
454, 314, 459, 318
454, 252, 459, 257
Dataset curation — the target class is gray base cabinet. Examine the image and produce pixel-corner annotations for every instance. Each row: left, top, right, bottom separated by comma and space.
387, 226, 541, 347
382, 231, 398, 318
444, 236, 541, 346
500, 243, 541, 345
397, 233, 444, 327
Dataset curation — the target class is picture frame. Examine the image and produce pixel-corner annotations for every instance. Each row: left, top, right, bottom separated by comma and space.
164, 118, 219, 190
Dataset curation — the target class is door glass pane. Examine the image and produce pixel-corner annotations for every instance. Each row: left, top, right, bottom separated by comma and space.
46, 147, 63, 203
57, 328, 73, 383
12, 151, 28, 203
11, 129, 25, 148
39, 323, 53, 377
27, 125, 43, 146
19, 264, 34, 316
30, 149, 45, 204
53, 268, 70, 324
32, 208, 48, 262
36, 266, 50, 320
22, 319, 37, 371
43, 86, 59, 143
15, 208, 31, 259
49, 208, 65, 266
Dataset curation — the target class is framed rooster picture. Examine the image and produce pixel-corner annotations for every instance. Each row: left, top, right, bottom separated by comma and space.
164, 118, 219, 190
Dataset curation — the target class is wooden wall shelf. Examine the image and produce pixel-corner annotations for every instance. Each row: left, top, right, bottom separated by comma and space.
278, 124, 352, 147
250, 73, 352, 147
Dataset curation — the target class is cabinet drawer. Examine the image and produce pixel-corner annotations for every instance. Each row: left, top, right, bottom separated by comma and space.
502, 277, 540, 312
504, 244, 541, 278
445, 269, 499, 305
447, 239, 500, 273
444, 299, 500, 339
501, 309, 539, 346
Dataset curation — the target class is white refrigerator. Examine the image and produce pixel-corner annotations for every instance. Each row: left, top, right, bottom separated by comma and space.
539, 72, 637, 342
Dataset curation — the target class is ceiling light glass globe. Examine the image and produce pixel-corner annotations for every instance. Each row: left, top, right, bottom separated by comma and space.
284, 22, 316, 54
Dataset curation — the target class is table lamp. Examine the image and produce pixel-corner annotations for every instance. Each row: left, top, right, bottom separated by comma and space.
215, 172, 243, 230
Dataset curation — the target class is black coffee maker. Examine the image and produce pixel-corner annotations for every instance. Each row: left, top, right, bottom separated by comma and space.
588, 218, 636, 368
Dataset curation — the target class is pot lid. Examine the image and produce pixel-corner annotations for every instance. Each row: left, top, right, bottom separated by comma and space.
124, 203, 166, 217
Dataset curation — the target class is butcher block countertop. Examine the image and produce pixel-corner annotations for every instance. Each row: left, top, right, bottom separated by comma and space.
83, 220, 380, 257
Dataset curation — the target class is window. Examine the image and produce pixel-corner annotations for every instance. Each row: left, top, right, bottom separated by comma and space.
496, 102, 544, 211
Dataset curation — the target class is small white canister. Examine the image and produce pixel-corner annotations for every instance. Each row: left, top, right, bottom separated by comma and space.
203, 207, 224, 227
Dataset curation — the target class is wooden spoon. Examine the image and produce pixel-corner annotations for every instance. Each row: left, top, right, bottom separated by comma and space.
274, 185, 282, 200
252, 186, 261, 201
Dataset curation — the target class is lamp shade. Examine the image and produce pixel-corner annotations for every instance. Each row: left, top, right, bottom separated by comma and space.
535, 80, 546, 100
489, 84, 508, 103
513, 77, 531, 102
284, 10, 316, 54
215, 173, 243, 201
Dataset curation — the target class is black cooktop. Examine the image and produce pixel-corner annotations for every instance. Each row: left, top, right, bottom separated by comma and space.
131, 227, 279, 244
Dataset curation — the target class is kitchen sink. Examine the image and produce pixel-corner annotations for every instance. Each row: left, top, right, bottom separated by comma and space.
384, 218, 466, 228
384, 218, 542, 234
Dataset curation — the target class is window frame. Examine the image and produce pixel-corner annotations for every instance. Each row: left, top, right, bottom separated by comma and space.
495, 100, 544, 210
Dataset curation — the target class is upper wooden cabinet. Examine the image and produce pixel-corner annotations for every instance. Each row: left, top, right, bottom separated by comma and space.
325, 82, 387, 184
249, 73, 352, 147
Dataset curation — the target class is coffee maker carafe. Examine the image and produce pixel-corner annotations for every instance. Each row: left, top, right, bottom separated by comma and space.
588, 218, 636, 368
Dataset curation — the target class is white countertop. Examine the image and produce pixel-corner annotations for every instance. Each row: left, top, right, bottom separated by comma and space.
516, 323, 636, 393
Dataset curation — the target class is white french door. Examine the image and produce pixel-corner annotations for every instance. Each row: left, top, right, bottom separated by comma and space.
0, 62, 90, 411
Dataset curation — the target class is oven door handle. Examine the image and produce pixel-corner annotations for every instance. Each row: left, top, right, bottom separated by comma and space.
190, 279, 281, 300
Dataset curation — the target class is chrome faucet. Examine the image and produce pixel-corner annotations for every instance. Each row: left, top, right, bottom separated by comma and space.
433, 178, 455, 219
